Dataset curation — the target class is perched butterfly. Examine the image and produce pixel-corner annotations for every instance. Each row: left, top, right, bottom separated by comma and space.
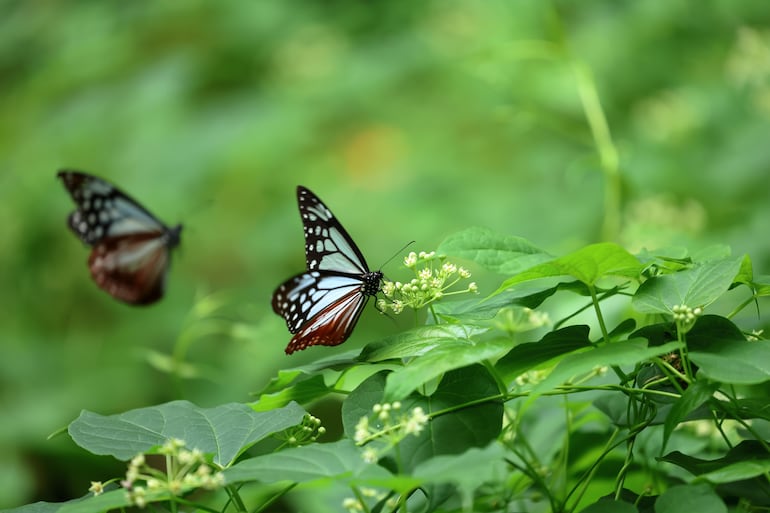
58, 170, 182, 305
272, 186, 383, 354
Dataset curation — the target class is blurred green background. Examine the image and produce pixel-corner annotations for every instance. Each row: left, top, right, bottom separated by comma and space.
2, 0, 770, 507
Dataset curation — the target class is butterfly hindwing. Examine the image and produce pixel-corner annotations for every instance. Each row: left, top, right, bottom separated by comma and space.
89, 233, 172, 305
58, 170, 182, 305
272, 186, 383, 354
272, 271, 372, 353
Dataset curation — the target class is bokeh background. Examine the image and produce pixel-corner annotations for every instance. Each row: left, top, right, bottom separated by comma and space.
2, 0, 770, 507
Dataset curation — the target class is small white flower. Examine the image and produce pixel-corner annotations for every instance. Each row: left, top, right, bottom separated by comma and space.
404, 407, 429, 435
89, 481, 104, 496
362, 447, 378, 463
343, 497, 363, 511
354, 416, 370, 444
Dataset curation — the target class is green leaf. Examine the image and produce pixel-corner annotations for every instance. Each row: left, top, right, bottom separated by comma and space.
654, 483, 726, 513
360, 324, 488, 361
437, 227, 551, 274
58, 491, 133, 513
660, 441, 770, 504
699, 460, 770, 484
753, 274, 770, 296
578, 499, 638, 513
433, 281, 595, 322
733, 254, 753, 287
68, 400, 306, 467
688, 316, 770, 385
531, 340, 683, 396
432, 283, 557, 321
660, 441, 770, 474
249, 374, 332, 411
383, 338, 511, 401
413, 443, 507, 509
223, 439, 376, 484
632, 258, 743, 314
496, 242, 641, 293
662, 380, 720, 450
496, 325, 593, 382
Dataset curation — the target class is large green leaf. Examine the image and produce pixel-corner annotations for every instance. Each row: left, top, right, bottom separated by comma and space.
660, 441, 770, 503
496, 325, 593, 382
360, 324, 488, 362
412, 443, 506, 509
687, 316, 770, 385
68, 400, 306, 467
383, 338, 511, 401
531, 340, 683, 396
249, 374, 332, 411
578, 499, 639, 513
223, 439, 380, 484
433, 281, 593, 322
632, 258, 743, 314
662, 380, 720, 450
495, 242, 642, 294
654, 484, 726, 513
437, 227, 551, 274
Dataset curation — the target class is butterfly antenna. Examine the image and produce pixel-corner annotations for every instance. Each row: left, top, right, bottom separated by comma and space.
378, 240, 415, 270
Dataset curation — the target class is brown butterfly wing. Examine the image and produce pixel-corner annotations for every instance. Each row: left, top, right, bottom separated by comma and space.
88, 232, 171, 305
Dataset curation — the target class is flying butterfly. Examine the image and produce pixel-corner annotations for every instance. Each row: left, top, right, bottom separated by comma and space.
58, 170, 182, 305
272, 186, 383, 354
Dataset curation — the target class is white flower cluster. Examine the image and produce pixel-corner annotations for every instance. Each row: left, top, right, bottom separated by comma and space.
671, 304, 702, 333
93, 438, 226, 507
353, 402, 430, 464
378, 251, 477, 314
278, 413, 326, 446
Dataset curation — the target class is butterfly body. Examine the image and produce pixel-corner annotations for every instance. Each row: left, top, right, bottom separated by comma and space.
58, 170, 181, 305
272, 186, 382, 354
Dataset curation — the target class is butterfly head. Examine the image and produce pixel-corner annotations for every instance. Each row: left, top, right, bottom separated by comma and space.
166, 224, 183, 249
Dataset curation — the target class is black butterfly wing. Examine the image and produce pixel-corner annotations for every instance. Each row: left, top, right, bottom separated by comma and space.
272, 271, 374, 354
297, 186, 370, 274
58, 170, 182, 305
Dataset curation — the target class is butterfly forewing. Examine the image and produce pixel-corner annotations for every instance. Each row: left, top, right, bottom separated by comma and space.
272, 186, 383, 354
298, 186, 369, 274
59, 171, 167, 245
58, 170, 182, 305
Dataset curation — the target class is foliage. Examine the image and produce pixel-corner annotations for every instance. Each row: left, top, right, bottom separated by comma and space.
7, 229, 770, 513
3, 0, 770, 509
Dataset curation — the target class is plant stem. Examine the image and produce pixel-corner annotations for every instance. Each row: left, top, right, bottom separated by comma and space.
572, 60, 622, 242
225, 484, 249, 512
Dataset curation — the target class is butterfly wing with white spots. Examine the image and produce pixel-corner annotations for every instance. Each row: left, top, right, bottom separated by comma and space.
58, 170, 182, 305
272, 186, 382, 354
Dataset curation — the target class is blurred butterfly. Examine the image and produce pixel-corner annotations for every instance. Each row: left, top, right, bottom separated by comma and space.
272, 186, 383, 354
58, 170, 182, 305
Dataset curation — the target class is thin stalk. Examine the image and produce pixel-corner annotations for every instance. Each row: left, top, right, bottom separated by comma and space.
572, 60, 622, 242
